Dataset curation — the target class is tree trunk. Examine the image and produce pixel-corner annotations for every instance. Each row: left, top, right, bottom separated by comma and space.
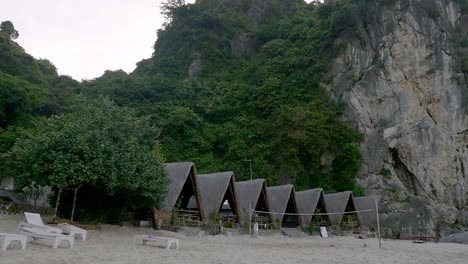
70, 185, 82, 222
53, 188, 62, 222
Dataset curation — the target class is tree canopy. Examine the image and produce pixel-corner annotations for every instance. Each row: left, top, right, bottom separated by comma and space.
82, 0, 366, 194
0, 0, 382, 220
0, 21, 19, 39
4, 99, 167, 211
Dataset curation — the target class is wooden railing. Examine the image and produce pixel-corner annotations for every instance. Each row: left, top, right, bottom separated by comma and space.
172, 209, 201, 228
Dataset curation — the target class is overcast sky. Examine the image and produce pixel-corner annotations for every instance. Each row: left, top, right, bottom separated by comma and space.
1, 0, 311, 81
0, 0, 175, 80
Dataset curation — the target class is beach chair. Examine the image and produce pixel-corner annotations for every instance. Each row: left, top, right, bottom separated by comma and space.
0, 233, 27, 251
58, 223, 87, 240
19, 227, 74, 248
134, 235, 179, 250
16, 212, 62, 234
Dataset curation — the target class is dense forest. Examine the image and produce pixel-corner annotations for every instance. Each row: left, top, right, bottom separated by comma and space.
82, 0, 372, 194
6, 0, 466, 220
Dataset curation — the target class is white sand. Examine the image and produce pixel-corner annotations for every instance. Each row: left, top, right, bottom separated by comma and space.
1, 214, 467, 264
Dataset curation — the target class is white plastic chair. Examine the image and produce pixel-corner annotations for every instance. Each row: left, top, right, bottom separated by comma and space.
16, 212, 62, 234
19, 227, 74, 248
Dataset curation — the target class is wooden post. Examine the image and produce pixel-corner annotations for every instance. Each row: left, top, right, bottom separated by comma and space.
249, 203, 252, 237
253, 222, 258, 238
53, 188, 62, 222
70, 185, 82, 222
375, 198, 382, 249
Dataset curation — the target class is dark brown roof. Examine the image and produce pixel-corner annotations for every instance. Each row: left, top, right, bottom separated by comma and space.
295, 188, 326, 227
235, 179, 270, 225
161, 162, 198, 212
266, 185, 301, 225
323, 191, 354, 227
197, 171, 240, 223
354, 196, 377, 228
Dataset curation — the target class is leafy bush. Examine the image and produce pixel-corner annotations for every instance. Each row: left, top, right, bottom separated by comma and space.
4, 99, 167, 220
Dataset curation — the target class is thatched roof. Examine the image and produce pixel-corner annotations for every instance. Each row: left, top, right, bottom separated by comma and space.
235, 179, 270, 225
160, 162, 199, 212
197, 171, 240, 223
295, 188, 326, 227
354, 196, 377, 228
266, 185, 300, 225
323, 191, 354, 227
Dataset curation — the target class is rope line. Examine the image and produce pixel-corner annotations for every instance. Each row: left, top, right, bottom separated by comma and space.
250, 208, 376, 216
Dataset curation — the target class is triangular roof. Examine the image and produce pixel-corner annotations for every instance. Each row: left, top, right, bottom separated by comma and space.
161, 162, 198, 212
295, 188, 326, 227
235, 179, 270, 225
354, 196, 377, 228
266, 184, 300, 225
197, 171, 240, 222
323, 191, 354, 226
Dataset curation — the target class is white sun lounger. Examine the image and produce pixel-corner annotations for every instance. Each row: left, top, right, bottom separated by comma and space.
134, 235, 179, 250
17, 212, 62, 234
0, 233, 27, 251
19, 227, 74, 249
59, 224, 87, 240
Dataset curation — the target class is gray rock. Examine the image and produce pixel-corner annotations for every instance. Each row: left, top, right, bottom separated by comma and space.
230, 33, 254, 57
328, 0, 468, 236
188, 51, 202, 79
439, 232, 468, 244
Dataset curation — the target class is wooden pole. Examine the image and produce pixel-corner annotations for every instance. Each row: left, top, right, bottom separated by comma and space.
375, 198, 382, 249
249, 203, 252, 237
53, 188, 62, 223
70, 185, 82, 222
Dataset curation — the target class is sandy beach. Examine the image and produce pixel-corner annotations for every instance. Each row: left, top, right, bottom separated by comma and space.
1, 214, 467, 264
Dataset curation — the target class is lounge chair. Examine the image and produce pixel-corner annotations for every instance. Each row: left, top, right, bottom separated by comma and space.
0, 233, 27, 251
58, 224, 87, 240
19, 227, 74, 248
16, 212, 62, 234
134, 235, 179, 250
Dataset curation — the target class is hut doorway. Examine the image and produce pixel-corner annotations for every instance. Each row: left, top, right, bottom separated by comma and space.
341, 198, 360, 231
171, 171, 202, 226
218, 184, 239, 225
282, 196, 299, 227
253, 191, 271, 224
177, 175, 198, 212
311, 197, 330, 227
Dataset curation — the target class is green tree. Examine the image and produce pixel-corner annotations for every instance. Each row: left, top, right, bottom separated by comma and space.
0, 21, 19, 39
4, 99, 167, 219
82, 0, 368, 193
160, 0, 187, 27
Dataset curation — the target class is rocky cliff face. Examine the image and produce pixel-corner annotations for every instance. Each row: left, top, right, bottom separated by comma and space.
328, 0, 468, 237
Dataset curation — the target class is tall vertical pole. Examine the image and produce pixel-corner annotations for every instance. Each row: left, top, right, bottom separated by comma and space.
375, 198, 382, 249
53, 188, 62, 222
249, 203, 252, 237
70, 185, 82, 222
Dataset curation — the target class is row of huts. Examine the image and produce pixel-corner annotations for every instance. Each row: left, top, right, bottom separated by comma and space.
155, 162, 377, 230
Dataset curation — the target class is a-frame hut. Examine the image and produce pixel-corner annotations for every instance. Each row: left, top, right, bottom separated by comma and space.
267, 185, 301, 227
295, 188, 330, 227
197, 172, 241, 224
155, 162, 203, 222
235, 179, 272, 226
323, 191, 360, 229
354, 196, 377, 230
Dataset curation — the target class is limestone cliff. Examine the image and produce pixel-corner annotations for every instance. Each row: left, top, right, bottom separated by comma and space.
328, 0, 468, 237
